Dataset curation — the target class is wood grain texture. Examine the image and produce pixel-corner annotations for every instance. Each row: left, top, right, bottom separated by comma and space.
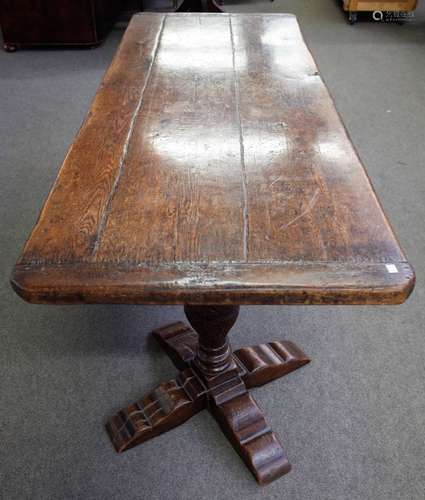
11, 13, 415, 305
342, 0, 417, 12
106, 368, 207, 452
107, 309, 306, 484
152, 321, 311, 387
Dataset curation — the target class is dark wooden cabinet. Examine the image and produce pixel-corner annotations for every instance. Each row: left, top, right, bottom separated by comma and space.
0, 0, 121, 51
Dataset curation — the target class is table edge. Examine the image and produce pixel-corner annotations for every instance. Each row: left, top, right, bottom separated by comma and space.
11, 261, 415, 306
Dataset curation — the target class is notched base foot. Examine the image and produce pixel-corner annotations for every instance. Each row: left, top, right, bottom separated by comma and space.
152, 321, 310, 388
106, 368, 207, 452
106, 320, 309, 484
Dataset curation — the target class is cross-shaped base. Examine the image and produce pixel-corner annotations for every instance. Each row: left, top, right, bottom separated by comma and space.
106, 306, 310, 485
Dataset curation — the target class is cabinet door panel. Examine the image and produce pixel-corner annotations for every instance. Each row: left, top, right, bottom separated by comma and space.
1, 0, 95, 45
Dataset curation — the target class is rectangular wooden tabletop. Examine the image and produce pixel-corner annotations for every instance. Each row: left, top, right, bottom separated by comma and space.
11, 13, 414, 305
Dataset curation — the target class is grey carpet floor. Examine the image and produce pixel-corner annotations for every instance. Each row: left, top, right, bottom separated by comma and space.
1, 1, 425, 499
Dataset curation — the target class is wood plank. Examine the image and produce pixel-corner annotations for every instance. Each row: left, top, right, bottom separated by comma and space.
18, 14, 166, 264
94, 14, 245, 264
230, 15, 405, 264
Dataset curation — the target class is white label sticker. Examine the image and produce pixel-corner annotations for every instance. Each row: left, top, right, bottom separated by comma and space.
386, 264, 398, 274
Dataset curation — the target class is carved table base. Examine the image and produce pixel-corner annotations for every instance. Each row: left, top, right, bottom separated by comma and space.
106, 306, 310, 485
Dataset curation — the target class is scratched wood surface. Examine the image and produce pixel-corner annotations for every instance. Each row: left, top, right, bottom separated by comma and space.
11, 13, 415, 305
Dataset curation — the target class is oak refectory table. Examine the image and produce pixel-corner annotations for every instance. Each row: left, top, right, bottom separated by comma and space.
11, 13, 415, 485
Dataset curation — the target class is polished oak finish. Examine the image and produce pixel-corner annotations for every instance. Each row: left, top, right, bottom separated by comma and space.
11, 13, 414, 305
11, 13, 415, 485
106, 307, 309, 484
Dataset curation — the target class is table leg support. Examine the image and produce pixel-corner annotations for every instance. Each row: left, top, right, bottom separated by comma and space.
106, 305, 310, 484
212, 392, 291, 485
106, 369, 207, 452
152, 321, 310, 389
175, 0, 223, 13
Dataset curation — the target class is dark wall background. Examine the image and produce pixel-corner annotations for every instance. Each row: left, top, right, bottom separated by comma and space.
121, 0, 140, 11
117, 0, 141, 22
